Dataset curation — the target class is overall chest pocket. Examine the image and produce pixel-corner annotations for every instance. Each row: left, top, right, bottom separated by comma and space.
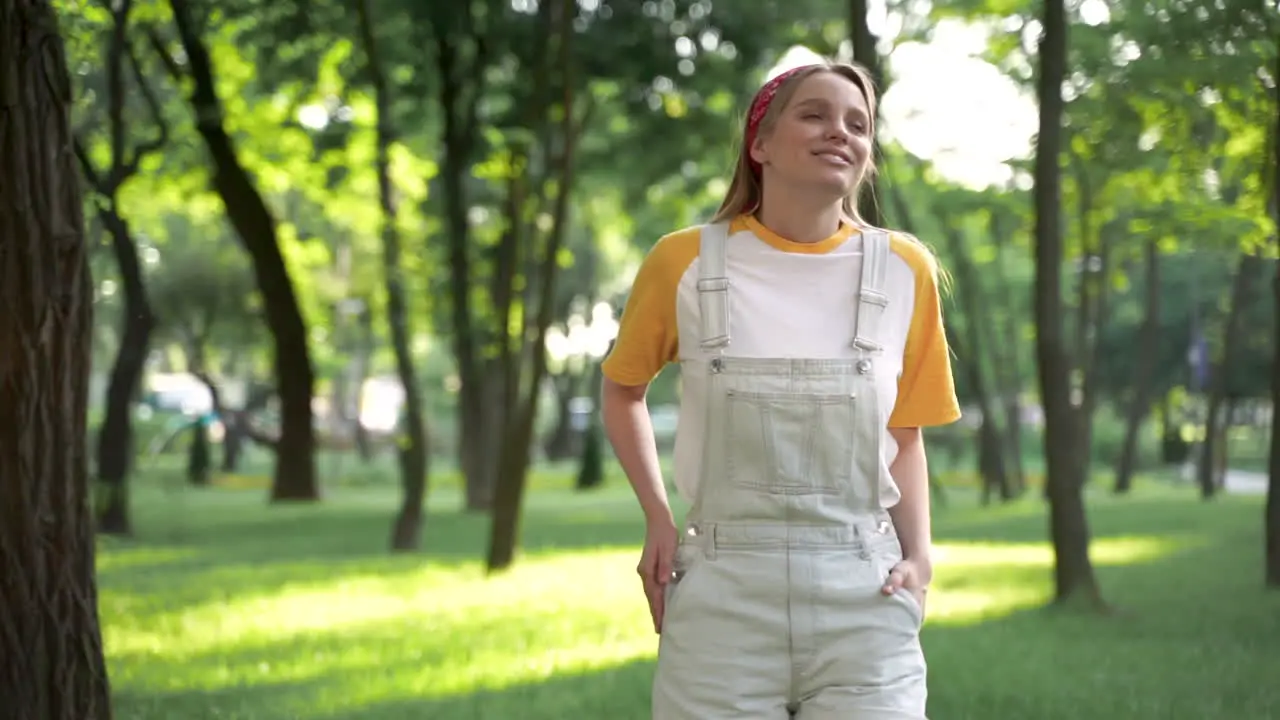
724, 389, 858, 495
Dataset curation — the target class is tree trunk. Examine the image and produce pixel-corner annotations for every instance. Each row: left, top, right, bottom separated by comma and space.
0, 1, 113, 713
1198, 252, 1260, 499
488, 0, 578, 571
1264, 41, 1280, 589
352, 302, 374, 461
357, 0, 431, 552
1115, 237, 1161, 494
1072, 226, 1111, 493
167, 0, 318, 502
432, 10, 491, 511
938, 224, 1012, 502
576, 350, 610, 491
848, 0, 884, 226
1267, 269, 1280, 586
187, 418, 211, 486
461, 369, 504, 511
989, 211, 1028, 494
544, 380, 580, 461
93, 206, 154, 535
73, 0, 165, 537
1033, 0, 1103, 608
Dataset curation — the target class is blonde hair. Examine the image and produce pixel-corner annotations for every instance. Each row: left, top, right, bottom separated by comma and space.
712, 60, 879, 225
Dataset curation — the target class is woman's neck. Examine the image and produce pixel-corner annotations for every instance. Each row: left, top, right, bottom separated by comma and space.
754, 183, 847, 243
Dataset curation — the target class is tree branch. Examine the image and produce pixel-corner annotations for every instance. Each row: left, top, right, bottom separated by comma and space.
144, 27, 185, 83
119, 38, 169, 178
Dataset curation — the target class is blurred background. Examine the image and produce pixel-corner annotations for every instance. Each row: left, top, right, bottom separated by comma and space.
55, 0, 1278, 717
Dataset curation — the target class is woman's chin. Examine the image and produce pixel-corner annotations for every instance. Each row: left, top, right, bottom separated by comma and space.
805, 172, 858, 199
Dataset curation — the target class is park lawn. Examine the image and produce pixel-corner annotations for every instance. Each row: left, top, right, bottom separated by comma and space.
97, 476, 1280, 720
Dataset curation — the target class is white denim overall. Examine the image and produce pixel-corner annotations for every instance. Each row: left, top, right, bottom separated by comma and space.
652, 222, 928, 719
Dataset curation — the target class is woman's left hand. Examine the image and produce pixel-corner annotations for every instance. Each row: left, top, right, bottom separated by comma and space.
882, 557, 931, 616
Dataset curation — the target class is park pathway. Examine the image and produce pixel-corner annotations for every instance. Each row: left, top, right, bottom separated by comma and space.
1224, 469, 1269, 495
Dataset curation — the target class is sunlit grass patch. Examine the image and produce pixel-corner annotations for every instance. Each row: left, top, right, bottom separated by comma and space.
105, 540, 661, 717
94, 543, 198, 573
211, 472, 271, 490
927, 534, 1197, 624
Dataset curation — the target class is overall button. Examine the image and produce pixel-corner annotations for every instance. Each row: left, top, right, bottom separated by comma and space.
856, 358, 872, 374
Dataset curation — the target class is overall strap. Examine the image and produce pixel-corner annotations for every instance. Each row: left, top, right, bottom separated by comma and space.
852, 230, 891, 353
697, 222, 732, 352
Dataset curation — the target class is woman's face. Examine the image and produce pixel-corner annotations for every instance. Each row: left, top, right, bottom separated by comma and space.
750, 71, 872, 198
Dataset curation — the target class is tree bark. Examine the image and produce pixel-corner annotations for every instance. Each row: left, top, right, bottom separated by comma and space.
1115, 237, 1161, 494
166, 0, 318, 501
356, 0, 431, 552
1033, 0, 1103, 608
0, 1, 113, 714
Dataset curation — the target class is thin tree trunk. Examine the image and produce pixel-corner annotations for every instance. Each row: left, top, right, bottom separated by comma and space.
166, 0, 318, 501
352, 301, 374, 461
90, 206, 153, 532
1268, 269, 1280, 585
430, 5, 493, 511
1264, 39, 1280, 588
72, 0, 166, 536
989, 209, 1028, 493
575, 347, 610, 491
0, 1, 113, 713
848, 0, 885, 226
1033, 0, 1103, 608
356, 0, 431, 552
1198, 252, 1260, 499
938, 224, 1012, 501
1115, 237, 1161, 494
187, 418, 211, 485
1074, 227, 1111, 492
488, 0, 579, 571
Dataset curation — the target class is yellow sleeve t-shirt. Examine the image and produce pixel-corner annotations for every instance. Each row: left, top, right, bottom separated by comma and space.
602, 214, 962, 506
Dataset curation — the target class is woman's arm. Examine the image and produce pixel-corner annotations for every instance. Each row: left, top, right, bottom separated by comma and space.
602, 376, 679, 633
601, 377, 673, 528
887, 426, 933, 579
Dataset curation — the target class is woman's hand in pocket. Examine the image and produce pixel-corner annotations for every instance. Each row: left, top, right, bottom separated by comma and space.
882, 556, 931, 617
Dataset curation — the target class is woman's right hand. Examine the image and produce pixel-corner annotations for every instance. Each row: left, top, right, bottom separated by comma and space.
637, 517, 679, 634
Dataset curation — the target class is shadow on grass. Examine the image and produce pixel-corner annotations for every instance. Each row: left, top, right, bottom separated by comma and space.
936, 487, 1263, 545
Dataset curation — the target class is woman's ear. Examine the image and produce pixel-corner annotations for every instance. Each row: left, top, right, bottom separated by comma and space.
749, 134, 769, 168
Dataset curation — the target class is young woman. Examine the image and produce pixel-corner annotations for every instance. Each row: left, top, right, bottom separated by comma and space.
600, 59, 961, 719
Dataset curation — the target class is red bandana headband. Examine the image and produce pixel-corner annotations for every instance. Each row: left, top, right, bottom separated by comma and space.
744, 64, 820, 176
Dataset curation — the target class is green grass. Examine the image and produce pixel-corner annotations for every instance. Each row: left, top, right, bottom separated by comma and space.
98, 473, 1280, 720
